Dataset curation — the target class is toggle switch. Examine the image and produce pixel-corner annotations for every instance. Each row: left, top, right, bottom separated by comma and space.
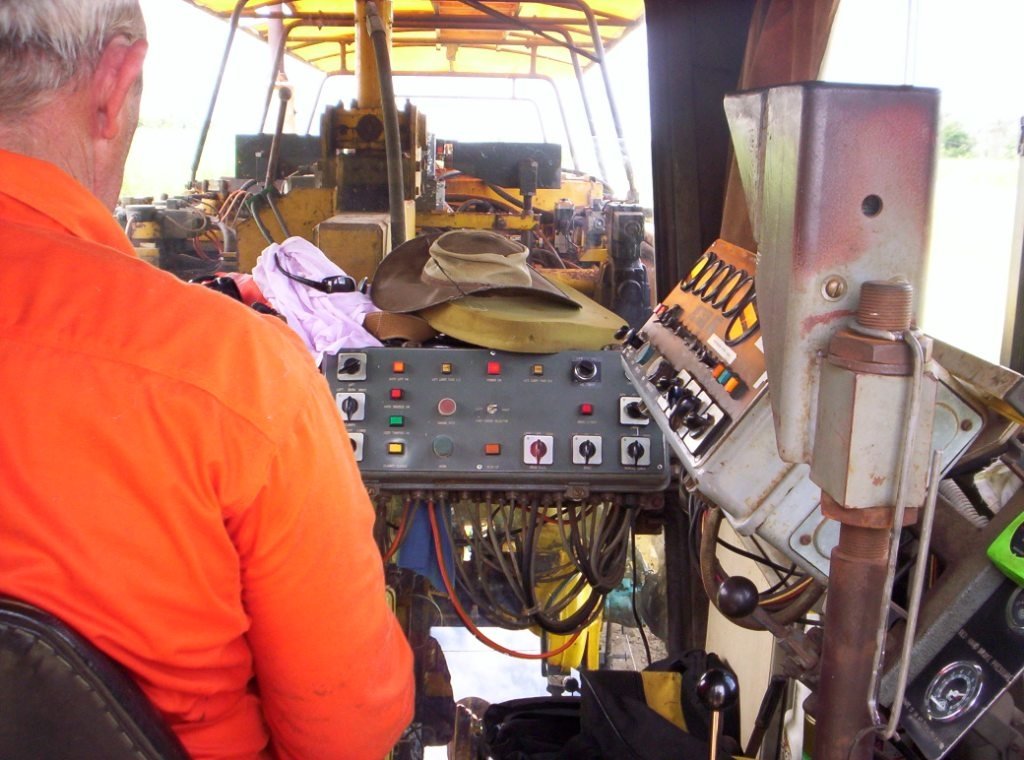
335, 392, 365, 422
572, 435, 602, 466
335, 352, 367, 381
523, 434, 554, 465
619, 396, 651, 425
620, 436, 651, 466
348, 432, 364, 462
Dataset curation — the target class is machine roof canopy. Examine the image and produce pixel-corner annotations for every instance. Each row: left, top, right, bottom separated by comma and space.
179, 1, 645, 77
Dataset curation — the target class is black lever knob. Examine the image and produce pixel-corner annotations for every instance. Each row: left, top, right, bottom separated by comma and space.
624, 401, 649, 420
697, 667, 739, 713
717, 576, 760, 620
340, 395, 359, 421
660, 304, 683, 329
683, 412, 712, 432
626, 440, 645, 465
339, 356, 362, 375
697, 666, 739, 760
579, 439, 597, 464
666, 381, 692, 407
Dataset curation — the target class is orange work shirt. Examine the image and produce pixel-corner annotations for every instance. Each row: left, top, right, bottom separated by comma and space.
0, 150, 414, 759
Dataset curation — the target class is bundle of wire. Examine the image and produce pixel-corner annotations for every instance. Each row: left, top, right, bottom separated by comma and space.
377, 495, 636, 657
688, 493, 823, 629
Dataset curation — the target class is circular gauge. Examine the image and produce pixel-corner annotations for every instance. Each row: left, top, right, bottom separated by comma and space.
1007, 587, 1024, 634
924, 661, 984, 723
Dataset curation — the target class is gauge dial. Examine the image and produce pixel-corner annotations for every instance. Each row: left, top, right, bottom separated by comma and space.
924, 661, 984, 723
1006, 587, 1024, 634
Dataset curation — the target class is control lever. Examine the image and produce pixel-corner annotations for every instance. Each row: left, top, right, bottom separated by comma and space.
578, 439, 597, 465
666, 381, 692, 408
529, 438, 548, 464
626, 439, 645, 466
624, 400, 649, 421
696, 666, 738, 760
648, 360, 676, 390
338, 356, 362, 375
683, 411, 713, 433
659, 304, 683, 330
717, 576, 818, 671
669, 396, 700, 431
340, 395, 359, 421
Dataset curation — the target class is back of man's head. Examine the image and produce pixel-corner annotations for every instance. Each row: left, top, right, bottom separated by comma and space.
0, 1, 145, 123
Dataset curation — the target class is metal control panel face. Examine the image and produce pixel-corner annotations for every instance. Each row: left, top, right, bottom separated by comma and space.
622, 239, 765, 470
324, 348, 669, 492
896, 579, 1024, 759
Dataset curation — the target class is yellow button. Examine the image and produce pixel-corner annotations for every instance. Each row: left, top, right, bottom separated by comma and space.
532, 364, 544, 376
724, 377, 740, 393
441, 363, 453, 374
392, 361, 405, 373
387, 442, 405, 455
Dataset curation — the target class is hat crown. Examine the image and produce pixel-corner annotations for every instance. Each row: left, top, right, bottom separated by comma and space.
422, 230, 532, 289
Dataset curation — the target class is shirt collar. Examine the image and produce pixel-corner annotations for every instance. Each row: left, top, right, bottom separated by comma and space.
0, 149, 137, 257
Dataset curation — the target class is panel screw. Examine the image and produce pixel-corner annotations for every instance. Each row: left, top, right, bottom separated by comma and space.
822, 276, 847, 301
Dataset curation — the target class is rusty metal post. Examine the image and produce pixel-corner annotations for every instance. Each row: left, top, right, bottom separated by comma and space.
814, 512, 891, 760
811, 282, 936, 760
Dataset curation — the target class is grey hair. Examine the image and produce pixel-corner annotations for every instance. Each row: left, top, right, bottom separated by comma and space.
0, 0, 146, 119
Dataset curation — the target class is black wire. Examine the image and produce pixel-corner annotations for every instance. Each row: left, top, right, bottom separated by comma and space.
715, 537, 793, 575
749, 534, 788, 585
246, 196, 276, 244
762, 565, 798, 596
630, 522, 652, 667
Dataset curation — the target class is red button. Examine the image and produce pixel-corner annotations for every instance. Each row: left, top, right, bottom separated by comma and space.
580, 403, 594, 416
484, 443, 501, 455
438, 397, 457, 416
486, 361, 501, 376
390, 388, 404, 400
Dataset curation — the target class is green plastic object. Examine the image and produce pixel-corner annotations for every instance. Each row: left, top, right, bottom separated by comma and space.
987, 510, 1024, 585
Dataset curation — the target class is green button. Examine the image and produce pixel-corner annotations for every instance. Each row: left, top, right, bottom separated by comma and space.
389, 415, 405, 427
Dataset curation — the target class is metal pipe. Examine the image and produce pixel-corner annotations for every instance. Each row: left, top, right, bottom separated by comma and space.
189, 0, 252, 186
305, 72, 331, 135
259, 22, 291, 132
565, 0, 638, 201
365, 1, 406, 247
218, 11, 630, 29
559, 28, 607, 186
265, 86, 291, 188
813, 519, 890, 760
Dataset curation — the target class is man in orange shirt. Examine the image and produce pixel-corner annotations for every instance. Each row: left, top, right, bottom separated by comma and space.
0, 2, 414, 758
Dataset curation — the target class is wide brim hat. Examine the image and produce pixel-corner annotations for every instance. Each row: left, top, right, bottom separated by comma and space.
370, 229, 581, 313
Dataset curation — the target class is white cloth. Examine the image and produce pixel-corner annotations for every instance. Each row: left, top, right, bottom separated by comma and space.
253, 237, 382, 363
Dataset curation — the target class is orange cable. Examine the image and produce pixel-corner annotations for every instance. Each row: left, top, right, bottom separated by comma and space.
428, 501, 583, 661
382, 498, 414, 564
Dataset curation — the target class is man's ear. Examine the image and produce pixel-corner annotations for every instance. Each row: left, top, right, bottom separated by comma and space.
93, 37, 148, 141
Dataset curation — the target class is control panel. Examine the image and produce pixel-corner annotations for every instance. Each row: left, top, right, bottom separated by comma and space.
323, 348, 669, 493
621, 239, 984, 579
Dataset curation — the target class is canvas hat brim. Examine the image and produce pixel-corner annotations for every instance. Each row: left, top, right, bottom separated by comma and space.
370, 233, 581, 313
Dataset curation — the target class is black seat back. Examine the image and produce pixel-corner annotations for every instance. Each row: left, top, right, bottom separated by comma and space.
0, 597, 191, 759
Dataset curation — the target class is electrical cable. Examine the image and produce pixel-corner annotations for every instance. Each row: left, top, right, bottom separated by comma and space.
383, 498, 416, 564
246, 196, 276, 244
428, 500, 583, 660
699, 506, 824, 630
264, 192, 292, 239
630, 522, 652, 667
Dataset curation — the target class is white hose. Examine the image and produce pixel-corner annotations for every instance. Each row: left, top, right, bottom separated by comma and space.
938, 479, 988, 528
